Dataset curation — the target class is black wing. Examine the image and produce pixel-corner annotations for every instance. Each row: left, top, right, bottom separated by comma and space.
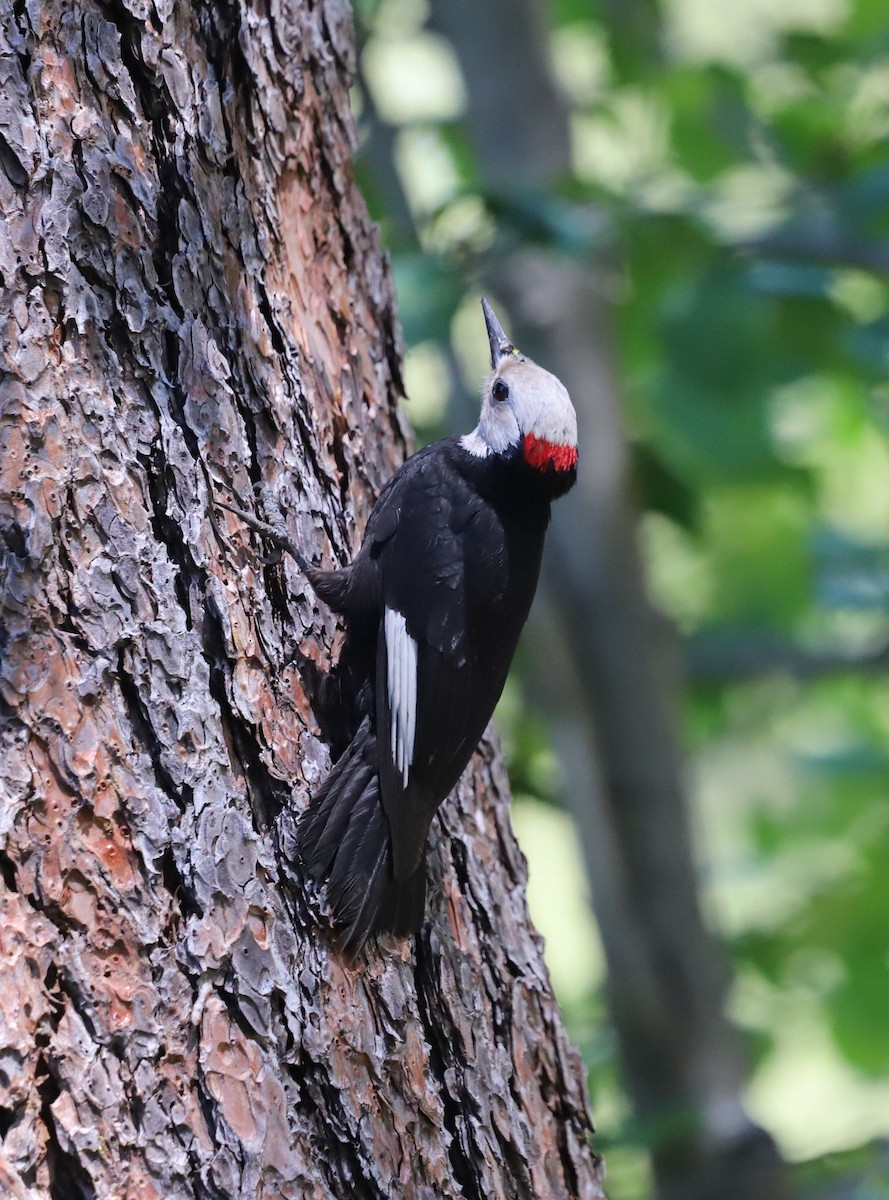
365, 443, 518, 881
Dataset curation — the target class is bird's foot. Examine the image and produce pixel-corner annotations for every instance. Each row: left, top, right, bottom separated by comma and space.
215, 483, 311, 574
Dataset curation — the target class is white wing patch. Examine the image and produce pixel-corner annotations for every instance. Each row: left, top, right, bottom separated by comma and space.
385, 607, 418, 787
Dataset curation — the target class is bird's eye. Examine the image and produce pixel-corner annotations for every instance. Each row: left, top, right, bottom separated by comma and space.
492, 379, 509, 402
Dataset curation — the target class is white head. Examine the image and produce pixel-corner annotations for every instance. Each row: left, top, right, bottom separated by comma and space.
461, 299, 578, 475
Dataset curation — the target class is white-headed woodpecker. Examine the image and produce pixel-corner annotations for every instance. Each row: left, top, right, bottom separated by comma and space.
226, 300, 578, 958
297, 300, 578, 958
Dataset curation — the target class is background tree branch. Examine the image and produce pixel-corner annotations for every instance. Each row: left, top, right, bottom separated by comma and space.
425, 1, 788, 1197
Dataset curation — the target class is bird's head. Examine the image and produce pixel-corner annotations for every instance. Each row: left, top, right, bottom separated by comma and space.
461, 299, 578, 484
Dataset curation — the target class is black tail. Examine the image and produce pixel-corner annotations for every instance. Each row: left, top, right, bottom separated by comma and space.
298, 717, 426, 960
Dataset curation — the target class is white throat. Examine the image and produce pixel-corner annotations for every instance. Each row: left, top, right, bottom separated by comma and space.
460, 411, 521, 459
460, 429, 493, 458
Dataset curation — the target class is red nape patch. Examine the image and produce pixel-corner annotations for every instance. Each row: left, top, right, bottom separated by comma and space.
523, 433, 578, 473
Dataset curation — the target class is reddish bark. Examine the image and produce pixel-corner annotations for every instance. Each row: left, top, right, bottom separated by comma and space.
0, 1, 604, 1196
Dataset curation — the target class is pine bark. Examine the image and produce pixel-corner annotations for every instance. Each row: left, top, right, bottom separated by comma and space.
0, 2, 604, 1198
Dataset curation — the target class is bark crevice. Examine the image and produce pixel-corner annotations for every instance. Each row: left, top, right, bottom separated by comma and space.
414, 929, 484, 1200
37, 1066, 98, 1200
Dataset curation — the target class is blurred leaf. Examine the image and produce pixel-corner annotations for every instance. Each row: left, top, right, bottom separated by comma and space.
666, 66, 753, 182
495, 661, 564, 807
794, 1140, 889, 1199
483, 189, 611, 254
810, 841, 889, 1076
705, 486, 811, 628
390, 253, 464, 344
632, 442, 699, 528
837, 165, 889, 230
844, 317, 889, 375
770, 94, 851, 178
551, 0, 599, 30
831, 953, 889, 1076
733, 929, 789, 984
748, 260, 834, 299
651, 267, 786, 480
433, 120, 478, 191
781, 31, 847, 75
593, 0, 662, 82
844, 0, 889, 54
813, 529, 889, 610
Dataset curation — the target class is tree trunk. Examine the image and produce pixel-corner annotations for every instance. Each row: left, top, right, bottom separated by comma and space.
0, 3, 604, 1197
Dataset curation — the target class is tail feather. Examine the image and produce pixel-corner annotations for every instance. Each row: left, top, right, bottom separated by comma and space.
375, 868, 427, 937
297, 717, 428, 959
299, 719, 376, 878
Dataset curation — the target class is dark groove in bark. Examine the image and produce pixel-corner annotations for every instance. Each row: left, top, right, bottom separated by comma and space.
55, 589, 93, 656
163, 330, 204, 465
415, 928, 484, 1200
11, 0, 33, 76
202, 591, 290, 828
158, 846, 204, 922
192, 1065, 232, 1200
57, 965, 101, 1043
307, 1078, 387, 1200
0, 128, 28, 189
94, 0, 163, 124
38, 1059, 98, 1200
0, 849, 19, 893
270, 817, 319, 936
135, 443, 207, 638
117, 644, 186, 810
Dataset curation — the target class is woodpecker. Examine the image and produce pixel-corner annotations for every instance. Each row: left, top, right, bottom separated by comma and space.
227, 300, 577, 958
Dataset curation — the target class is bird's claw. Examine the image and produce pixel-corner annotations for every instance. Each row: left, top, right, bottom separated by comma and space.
215, 495, 311, 574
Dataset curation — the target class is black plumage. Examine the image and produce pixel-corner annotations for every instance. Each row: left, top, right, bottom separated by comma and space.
297, 300, 578, 959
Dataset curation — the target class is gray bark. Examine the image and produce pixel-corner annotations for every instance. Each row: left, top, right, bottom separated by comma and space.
0, 1, 604, 1197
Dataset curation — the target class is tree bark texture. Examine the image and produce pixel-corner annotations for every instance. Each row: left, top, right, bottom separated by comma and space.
0, 2, 604, 1198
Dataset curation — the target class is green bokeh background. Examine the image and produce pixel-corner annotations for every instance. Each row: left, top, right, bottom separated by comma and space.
354, 0, 889, 1193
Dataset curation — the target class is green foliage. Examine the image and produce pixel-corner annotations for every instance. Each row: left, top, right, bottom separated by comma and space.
664, 66, 754, 181
704, 484, 811, 625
